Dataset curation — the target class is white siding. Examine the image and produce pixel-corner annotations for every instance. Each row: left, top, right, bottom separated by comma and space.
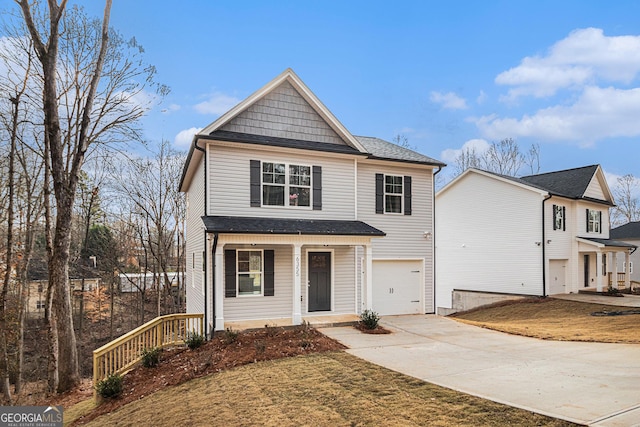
615, 239, 640, 282
584, 175, 606, 200
185, 160, 205, 315
357, 162, 435, 313
220, 81, 346, 145
436, 172, 545, 311
208, 145, 355, 220
224, 245, 293, 321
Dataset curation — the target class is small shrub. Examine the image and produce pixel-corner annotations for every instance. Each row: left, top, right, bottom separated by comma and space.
264, 323, 279, 337
606, 286, 621, 296
141, 347, 161, 368
359, 309, 380, 330
254, 339, 266, 353
222, 328, 238, 345
96, 374, 123, 399
300, 340, 311, 349
186, 332, 205, 350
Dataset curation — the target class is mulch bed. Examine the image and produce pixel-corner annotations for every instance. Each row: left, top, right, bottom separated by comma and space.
354, 323, 392, 334
70, 325, 345, 425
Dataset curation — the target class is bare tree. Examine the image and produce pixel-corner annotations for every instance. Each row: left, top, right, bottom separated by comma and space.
14, 0, 165, 392
452, 138, 540, 179
611, 174, 640, 227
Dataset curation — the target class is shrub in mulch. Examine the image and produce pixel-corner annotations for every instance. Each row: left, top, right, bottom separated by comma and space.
354, 322, 391, 334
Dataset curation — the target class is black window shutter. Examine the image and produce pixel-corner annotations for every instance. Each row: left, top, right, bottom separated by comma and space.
586, 209, 589, 233
553, 205, 557, 230
250, 160, 261, 207
264, 250, 275, 296
562, 206, 566, 231
598, 211, 602, 233
404, 176, 412, 216
313, 166, 322, 211
224, 250, 236, 298
375, 173, 384, 214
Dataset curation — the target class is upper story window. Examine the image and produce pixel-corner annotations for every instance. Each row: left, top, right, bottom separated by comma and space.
553, 205, 565, 231
587, 209, 602, 233
385, 175, 403, 213
262, 162, 311, 207
375, 173, 412, 215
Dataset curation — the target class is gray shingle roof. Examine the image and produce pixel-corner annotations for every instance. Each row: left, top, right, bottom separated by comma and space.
201, 216, 386, 236
610, 221, 640, 239
355, 136, 445, 166
206, 130, 364, 156
520, 165, 600, 199
579, 237, 637, 249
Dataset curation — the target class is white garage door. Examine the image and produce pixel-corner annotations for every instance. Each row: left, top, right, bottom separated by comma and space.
372, 260, 423, 315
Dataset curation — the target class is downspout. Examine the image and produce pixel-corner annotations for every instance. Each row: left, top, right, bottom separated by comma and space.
541, 194, 552, 297
432, 166, 442, 313
193, 138, 208, 335
211, 232, 218, 337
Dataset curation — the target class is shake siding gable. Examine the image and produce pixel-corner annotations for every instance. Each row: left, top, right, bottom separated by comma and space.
220, 81, 347, 145
209, 145, 355, 220
435, 172, 544, 311
358, 162, 435, 312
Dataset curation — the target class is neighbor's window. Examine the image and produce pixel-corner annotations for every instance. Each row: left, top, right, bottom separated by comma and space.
553, 205, 565, 231
624, 261, 634, 274
237, 250, 263, 296
587, 209, 601, 233
385, 175, 403, 213
262, 162, 311, 207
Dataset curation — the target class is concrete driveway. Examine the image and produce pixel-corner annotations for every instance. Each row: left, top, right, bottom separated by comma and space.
319, 315, 640, 426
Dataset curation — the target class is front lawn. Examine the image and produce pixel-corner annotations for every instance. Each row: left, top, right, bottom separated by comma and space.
77, 352, 577, 427
452, 298, 640, 343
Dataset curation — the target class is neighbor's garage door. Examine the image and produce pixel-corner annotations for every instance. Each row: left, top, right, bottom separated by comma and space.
372, 260, 423, 315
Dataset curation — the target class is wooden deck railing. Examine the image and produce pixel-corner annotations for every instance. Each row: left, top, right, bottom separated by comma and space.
93, 313, 204, 397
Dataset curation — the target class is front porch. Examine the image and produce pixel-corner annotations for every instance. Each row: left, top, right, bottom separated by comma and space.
577, 237, 637, 292
225, 313, 360, 331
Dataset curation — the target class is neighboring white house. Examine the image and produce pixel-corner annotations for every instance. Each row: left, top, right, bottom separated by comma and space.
435, 165, 636, 314
180, 69, 445, 334
610, 221, 640, 285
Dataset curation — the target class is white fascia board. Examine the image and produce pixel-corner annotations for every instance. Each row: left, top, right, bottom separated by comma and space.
437, 168, 548, 198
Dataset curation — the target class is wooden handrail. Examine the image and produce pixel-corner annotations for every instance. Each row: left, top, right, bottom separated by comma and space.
92, 313, 204, 399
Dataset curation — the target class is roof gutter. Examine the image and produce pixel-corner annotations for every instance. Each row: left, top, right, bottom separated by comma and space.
542, 194, 552, 297
432, 165, 443, 313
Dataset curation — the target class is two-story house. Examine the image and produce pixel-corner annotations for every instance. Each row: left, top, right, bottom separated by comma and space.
435, 165, 636, 314
180, 69, 445, 334
610, 221, 640, 285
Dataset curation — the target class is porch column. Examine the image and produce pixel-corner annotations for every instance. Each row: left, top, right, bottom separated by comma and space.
214, 244, 224, 331
292, 244, 302, 325
365, 244, 373, 310
612, 251, 619, 289
596, 252, 605, 292
625, 250, 631, 289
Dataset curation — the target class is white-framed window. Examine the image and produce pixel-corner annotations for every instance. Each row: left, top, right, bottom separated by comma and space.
384, 175, 403, 213
262, 162, 311, 207
237, 250, 263, 296
587, 209, 601, 233
624, 261, 634, 274
36, 300, 45, 310
553, 205, 565, 231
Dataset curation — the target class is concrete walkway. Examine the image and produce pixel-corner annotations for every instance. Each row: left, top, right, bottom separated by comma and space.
320, 315, 640, 426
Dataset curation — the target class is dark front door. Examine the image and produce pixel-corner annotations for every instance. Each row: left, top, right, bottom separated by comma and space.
584, 254, 590, 287
308, 252, 331, 312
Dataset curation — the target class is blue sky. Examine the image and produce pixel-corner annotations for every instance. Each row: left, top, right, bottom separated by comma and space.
5, 1, 640, 185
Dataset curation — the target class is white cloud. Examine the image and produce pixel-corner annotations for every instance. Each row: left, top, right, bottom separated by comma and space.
430, 91, 468, 110
162, 104, 181, 113
472, 86, 640, 144
440, 139, 490, 163
476, 90, 487, 105
174, 127, 202, 148
194, 92, 240, 115
496, 28, 640, 100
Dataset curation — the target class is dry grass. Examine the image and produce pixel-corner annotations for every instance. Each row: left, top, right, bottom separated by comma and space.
74, 352, 576, 427
453, 298, 640, 343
